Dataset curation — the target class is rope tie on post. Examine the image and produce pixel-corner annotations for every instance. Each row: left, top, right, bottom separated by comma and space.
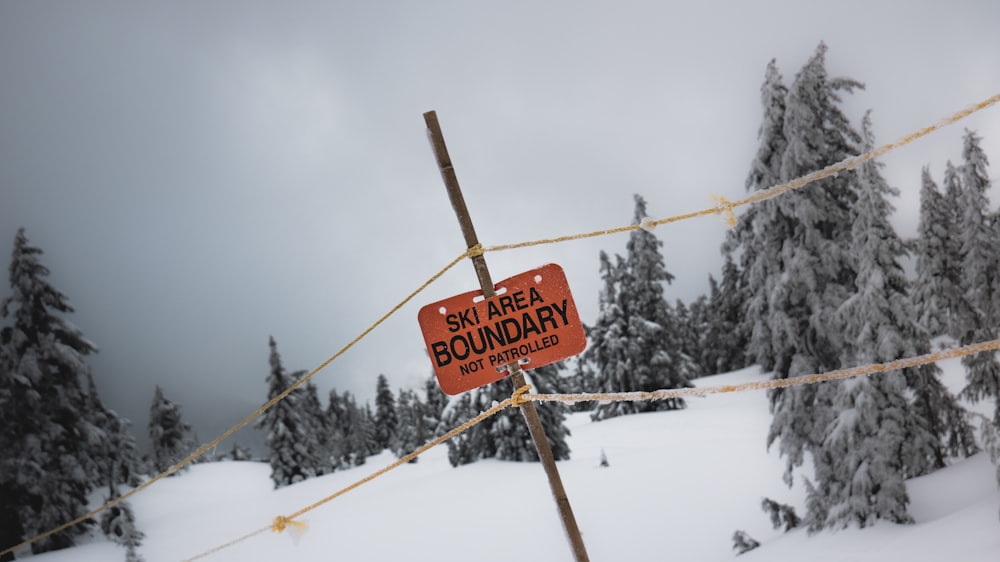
466, 243, 485, 258
511, 383, 532, 407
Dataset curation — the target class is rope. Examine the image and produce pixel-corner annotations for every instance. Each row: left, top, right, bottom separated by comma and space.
525, 338, 1000, 405
4, 91, 998, 560
180, 395, 515, 561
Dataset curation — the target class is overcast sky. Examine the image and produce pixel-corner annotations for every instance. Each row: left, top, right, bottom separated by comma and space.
1, 1, 998, 451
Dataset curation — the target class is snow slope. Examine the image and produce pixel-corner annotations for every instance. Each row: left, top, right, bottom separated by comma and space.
25, 363, 1000, 561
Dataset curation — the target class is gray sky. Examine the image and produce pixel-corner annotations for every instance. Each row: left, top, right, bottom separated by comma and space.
1, 1, 998, 451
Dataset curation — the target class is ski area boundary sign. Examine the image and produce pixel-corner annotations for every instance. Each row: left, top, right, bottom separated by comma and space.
418, 263, 586, 395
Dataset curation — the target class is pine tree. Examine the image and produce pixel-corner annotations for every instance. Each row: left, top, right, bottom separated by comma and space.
255, 337, 315, 487
590, 195, 693, 421
297, 377, 332, 476
912, 166, 968, 337
0, 228, 100, 553
391, 388, 427, 463
732, 58, 788, 373
584, 251, 631, 419
422, 376, 448, 437
444, 365, 571, 466
373, 374, 398, 451
100, 501, 144, 562
955, 130, 1000, 426
442, 392, 483, 467
325, 389, 350, 469
148, 385, 193, 476
674, 298, 704, 378
715, 254, 752, 373
761, 43, 863, 487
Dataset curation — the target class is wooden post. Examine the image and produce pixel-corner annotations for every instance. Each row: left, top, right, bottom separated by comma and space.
423, 110, 590, 562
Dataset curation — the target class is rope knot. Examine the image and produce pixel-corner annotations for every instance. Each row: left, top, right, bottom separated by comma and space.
271, 516, 289, 533
511, 384, 532, 407
466, 243, 485, 258
711, 194, 737, 227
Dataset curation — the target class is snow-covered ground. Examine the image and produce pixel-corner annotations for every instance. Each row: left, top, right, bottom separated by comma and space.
25, 360, 1000, 561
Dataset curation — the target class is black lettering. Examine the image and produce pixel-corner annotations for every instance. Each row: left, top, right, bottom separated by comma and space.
521, 311, 541, 338
487, 299, 502, 320
529, 286, 543, 306
550, 299, 570, 326
499, 294, 516, 315
483, 323, 506, 349
468, 328, 488, 355
450, 335, 470, 361
500, 317, 522, 343
432, 341, 451, 367
460, 358, 484, 376
535, 306, 557, 332
513, 290, 527, 310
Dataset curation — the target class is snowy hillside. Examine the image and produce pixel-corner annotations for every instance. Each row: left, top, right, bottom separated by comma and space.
27, 360, 999, 562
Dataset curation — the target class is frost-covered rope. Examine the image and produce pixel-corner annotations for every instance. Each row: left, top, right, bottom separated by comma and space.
525, 338, 1000, 405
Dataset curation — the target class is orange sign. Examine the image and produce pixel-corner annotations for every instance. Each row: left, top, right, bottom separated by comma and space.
418, 263, 587, 395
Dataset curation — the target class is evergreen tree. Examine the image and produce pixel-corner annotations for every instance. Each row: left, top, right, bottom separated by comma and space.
731, 58, 788, 373
584, 251, 631, 419
955, 130, 1000, 426
441, 391, 484, 467
148, 385, 193, 476
297, 377, 332, 476
325, 389, 351, 469
255, 337, 315, 488
674, 298, 704, 378
715, 254, 752, 373
443, 364, 571, 467
0, 228, 100, 553
805, 114, 917, 529
391, 388, 427, 463
760, 43, 863, 487
99, 501, 144, 562
912, 167, 967, 337
422, 376, 448, 437
373, 374, 398, 451
591, 195, 693, 421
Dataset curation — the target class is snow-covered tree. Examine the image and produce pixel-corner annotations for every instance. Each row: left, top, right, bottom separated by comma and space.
256, 337, 316, 487
803, 114, 920, 529
590, 195, 693, 421
912, 167, 966, 337
391, 388, 427, 463
373, 374, 398, 451
584, 251, 631, 419
0, 228, 101, 554
441, 391, 484, 467
443, 364, 571, 467
148, 385, 194, 476
422, 376, 448, 437
954, 130, 1000, 426
297, 377, 332, 476
730, 58, 789, 373
100, 501, 144, 562
760, 43, 863, 487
